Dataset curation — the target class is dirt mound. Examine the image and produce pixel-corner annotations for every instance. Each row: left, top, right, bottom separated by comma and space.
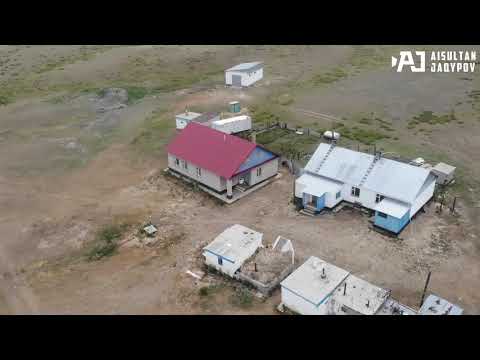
94, 88, 128, 113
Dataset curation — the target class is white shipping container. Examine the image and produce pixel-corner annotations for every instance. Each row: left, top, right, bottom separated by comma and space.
211, 115, 252, 134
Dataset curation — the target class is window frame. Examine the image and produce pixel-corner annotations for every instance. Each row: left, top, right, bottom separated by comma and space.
218, 257, 223, 265
377, 211, 388, 219
351, 186, 360, 198
196, 167, 202, 177
336, 191, 341, 199
256, 167, 262, 177
175, 158, 180, 167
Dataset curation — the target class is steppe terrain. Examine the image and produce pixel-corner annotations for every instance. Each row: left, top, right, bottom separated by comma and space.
1, 45, 479, 314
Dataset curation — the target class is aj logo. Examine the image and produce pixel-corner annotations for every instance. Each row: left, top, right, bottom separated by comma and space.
392, 51, 426, 72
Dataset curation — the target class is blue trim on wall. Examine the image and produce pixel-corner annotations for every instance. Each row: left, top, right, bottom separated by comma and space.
302, 192, 326, 211
281, 285, 331, 307
203, 249, 235, 264
374, 209, 411, 234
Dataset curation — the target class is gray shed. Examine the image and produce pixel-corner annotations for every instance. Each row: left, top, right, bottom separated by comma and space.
431, 162, 456, 185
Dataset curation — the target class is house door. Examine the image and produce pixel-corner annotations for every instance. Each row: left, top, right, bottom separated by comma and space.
232, 74, 242, 87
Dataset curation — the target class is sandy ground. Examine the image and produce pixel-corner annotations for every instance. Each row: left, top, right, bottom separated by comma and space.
1, 45, 479, 314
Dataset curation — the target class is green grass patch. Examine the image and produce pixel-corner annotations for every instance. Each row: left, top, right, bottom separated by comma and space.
255, 128, 319, 160
341, 126, 391, 145
311, 67, 349, 86
229, 288, 254, 308
0, 94, 11, 106
86, 223, 129, 261
407, 110, 455, 129
198, 284, 224, 297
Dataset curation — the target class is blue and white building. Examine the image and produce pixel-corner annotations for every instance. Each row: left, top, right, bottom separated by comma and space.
202, 224, 263, 277
295, 143, 436, 234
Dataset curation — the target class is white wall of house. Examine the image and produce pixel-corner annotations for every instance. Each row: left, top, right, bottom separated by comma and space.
225, 68, 263, 87
203, 251, 239, 277
168, 153, 224, 191
325, 190, 343, 208
281, 287, 332, 315
248, 158, 279, 186
341, 183, 378, 209
410, 178, 435, 218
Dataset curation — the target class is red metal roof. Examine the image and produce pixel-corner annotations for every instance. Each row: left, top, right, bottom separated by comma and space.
167, 122, 256, 179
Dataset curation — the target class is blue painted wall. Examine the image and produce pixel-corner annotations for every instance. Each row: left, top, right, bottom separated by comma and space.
374, 209, 410, 234
303, 193, 325, 211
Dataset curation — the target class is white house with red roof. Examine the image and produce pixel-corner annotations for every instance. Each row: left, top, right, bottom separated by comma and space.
167, 122, 279, 200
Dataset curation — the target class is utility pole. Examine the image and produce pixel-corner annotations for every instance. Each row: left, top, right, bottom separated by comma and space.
419, 271, 432, 308
451, 196, 457, 213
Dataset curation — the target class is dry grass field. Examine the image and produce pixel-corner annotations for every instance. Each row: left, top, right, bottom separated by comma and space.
1, 45, 479, 314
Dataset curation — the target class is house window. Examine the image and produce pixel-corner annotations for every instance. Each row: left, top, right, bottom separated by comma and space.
175, 158, 180, 166
256, 167, 262, 177
376, 194, 385, 203
336, 191, 341, 199
196, 167, 202, 177
351, 187, 360, 197
182, 160, 188, 170
377, 212, 388, 218
218, 257, 223, 265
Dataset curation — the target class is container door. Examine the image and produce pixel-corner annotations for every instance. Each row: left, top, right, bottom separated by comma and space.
232, 74, 242, 87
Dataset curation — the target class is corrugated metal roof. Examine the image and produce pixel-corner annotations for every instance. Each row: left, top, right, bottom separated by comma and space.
226, 62, 263, 72
419, 294, 464, 315
281, 256, 349, 306
305, 143, 432, 204
203, 224, 263, 264
305, 143, 373, 185
167, 122, 256, 179
363, 157, 431, 203
375, 198, 410, 218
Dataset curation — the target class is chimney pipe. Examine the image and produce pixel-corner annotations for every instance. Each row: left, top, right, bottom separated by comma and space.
343, 282, 347, 296
321, 268, 326, 279
366, 300, 370, 308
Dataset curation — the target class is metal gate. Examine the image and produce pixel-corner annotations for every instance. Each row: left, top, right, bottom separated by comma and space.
232, 74, 242, 87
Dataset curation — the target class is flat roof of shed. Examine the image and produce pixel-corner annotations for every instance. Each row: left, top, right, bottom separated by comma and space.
203, 224, 263, 264
176, 111, 202, 121
281, 256, 349, 306
419, 294, 463, 315
226, 62, 263, 72
332, 275, 390, 315
432, 162, 456, 175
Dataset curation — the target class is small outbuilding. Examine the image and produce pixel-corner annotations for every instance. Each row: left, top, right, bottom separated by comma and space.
175, 110, 202, 130
280, 256, 350, 315
211, 115, 252, 134
431, 162, 456, 185
203, 224, 263, 277
225, 62, 263, 87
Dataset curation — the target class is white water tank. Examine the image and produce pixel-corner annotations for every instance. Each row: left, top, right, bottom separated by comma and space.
323, 130, 340, 140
